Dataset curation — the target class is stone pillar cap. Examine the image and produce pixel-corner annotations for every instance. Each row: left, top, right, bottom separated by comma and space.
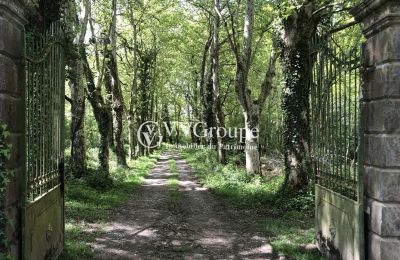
0, 0, 28, 24
351, 0, 398, 21
351, 0, 400, 38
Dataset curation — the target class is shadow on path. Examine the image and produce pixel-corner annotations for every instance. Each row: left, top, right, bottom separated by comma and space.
91, 151, 274, 260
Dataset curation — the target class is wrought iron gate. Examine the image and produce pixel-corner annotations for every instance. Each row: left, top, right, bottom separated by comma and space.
23, 22, 65, 260
311, 27, 364, 260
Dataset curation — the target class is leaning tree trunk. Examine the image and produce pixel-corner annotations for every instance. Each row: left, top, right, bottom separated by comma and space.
69, 58, 86, 177
82, 47, 112, 173
104, 50, 127, 166
280, 3, 318, 190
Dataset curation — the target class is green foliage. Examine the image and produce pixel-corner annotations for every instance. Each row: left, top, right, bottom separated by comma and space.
0, 123, 12, 259
181, 149, 314, 212
82, 169, 114, 191
181, 149, 281, 208
60, 152, 160, 259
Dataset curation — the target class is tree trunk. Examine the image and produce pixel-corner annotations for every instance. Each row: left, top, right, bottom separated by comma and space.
137, 47, 157, 155
175, 104, 181, 144
212, 0, 226, 164
104, 50, 127, 166
280, 3, 318, 190
106, 0, 127, 166
281, 42, 311, 190
161, 104, 172, 143
103, 64, 114, 151
221, 0, 276, 174
128, 112, 137, 159
127, 19, 138, 159
204, 71, 216, 145
199, 33, 212, 145
82, 47, 111, 173
69, 58, 86, 177
244, 111, 260, 173
67, 0, 88, 177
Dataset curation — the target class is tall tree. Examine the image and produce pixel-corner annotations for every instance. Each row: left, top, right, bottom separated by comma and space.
137, 45, 158, 155
218, 0, 277, 173
212, 0, 226, 164
280, 1, 319, 190
127, 7, 139, 159
68, 0, 88, 177
83, 0, 113, 173
278, 0, 356, 190
104, 0, 127, 166
200, 29, 216, 146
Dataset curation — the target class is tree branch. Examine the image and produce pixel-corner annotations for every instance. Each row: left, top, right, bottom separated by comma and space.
257, 51, 278, 108
328, 20, 359, 35
215, 5, 239, 62
65, 95, 72, 104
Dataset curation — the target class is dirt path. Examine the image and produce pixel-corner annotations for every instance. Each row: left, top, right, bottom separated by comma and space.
91, 151, 274, 260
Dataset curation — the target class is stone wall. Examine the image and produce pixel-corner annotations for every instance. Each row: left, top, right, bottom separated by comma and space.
352, 0, 400, 259
0, 0, 26, 258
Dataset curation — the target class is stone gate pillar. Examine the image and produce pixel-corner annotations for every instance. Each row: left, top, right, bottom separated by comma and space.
0, 0, 27, 258
351, 0, 400, 259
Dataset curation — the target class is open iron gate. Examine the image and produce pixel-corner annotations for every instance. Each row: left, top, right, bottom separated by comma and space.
311, 29, 364, 260
23, 22, 65, 260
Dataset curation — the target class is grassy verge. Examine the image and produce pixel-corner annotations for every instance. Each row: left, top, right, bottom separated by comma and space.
59, 151, 160, 260
180, 149, 322, 260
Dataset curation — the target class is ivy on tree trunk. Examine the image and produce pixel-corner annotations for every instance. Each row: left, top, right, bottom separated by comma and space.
280, 1, 320, 191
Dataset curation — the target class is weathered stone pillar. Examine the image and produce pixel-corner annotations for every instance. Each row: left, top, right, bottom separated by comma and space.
0, 0, 26, 258
351, 0, 400, 259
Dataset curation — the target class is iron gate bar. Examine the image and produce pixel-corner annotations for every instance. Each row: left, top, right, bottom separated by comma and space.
313, 24, 365, 259
310, 30, 362, 201
25, 22, 65, 202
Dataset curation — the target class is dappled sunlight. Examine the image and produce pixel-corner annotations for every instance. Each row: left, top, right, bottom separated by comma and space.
90, 152, 275, 259
239, 243, 274, 257
197, 236, 233, 246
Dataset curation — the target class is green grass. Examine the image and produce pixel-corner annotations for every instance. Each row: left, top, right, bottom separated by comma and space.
59, 152, 159, 260
258, 215, 322, 260
168, 158, 177, 173
167, 159, 180, 199
180, 149, 322, 260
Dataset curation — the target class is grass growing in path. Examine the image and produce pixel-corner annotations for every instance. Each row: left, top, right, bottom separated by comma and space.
167, 159, 180, 199
180, 149, 322, 260
258, 215, 320, 260
59, 152, 160, 260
